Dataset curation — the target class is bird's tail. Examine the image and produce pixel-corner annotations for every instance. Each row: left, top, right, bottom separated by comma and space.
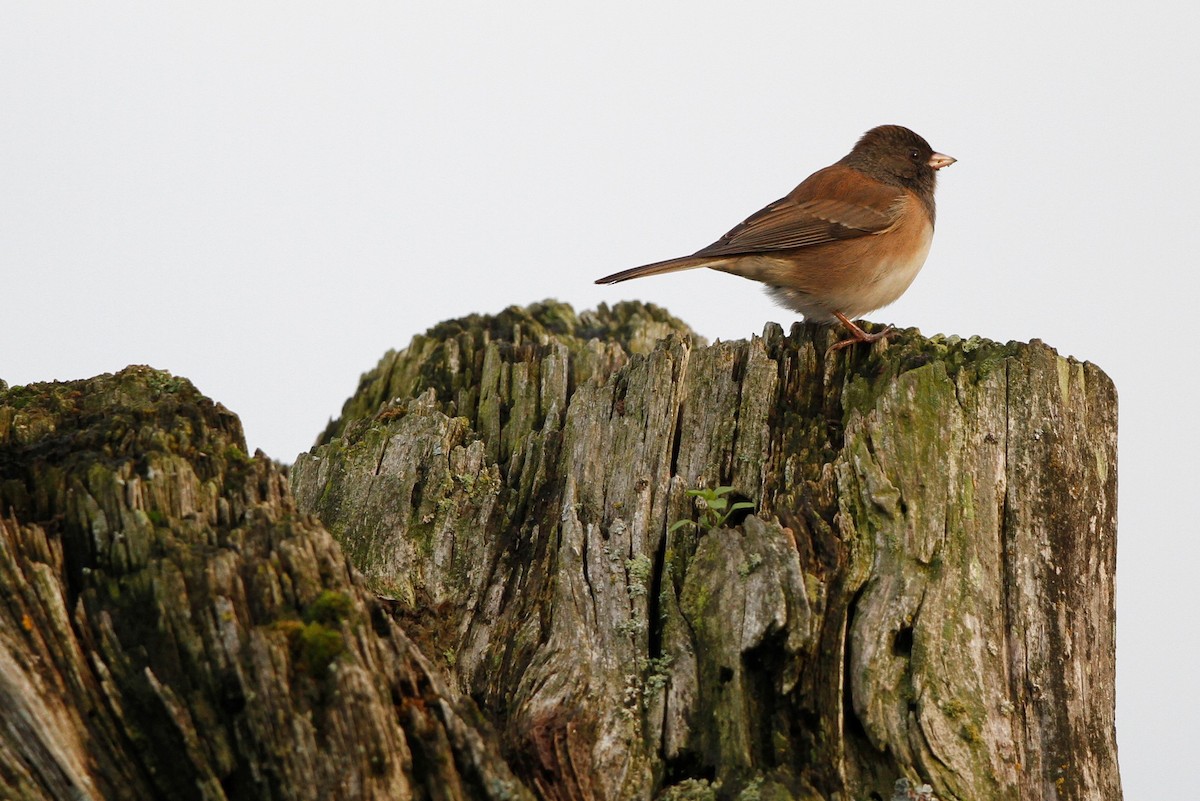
594, 256, 716, 285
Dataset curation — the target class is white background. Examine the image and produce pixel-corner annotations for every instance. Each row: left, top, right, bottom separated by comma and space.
3, 4, 1195, 797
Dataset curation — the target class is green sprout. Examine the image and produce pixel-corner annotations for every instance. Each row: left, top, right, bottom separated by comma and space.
669, 486, 755, 532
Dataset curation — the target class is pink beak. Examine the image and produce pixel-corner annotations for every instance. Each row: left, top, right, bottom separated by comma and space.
928, 152, 956, 170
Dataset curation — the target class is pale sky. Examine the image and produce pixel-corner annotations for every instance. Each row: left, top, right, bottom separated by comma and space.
3, 4, 1197, 797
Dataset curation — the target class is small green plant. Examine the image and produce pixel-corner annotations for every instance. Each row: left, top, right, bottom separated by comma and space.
669, 486, 755, 532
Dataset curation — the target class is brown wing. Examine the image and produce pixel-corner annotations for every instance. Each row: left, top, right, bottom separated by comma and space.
690, 164, 906, 258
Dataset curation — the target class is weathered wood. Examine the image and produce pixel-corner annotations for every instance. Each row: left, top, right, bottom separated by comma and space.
0, 299, 1120, 801
0, 368, 531, 800
292, 302, 1121, 801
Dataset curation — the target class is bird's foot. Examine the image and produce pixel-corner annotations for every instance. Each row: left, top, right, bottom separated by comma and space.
827, 313, 896, 352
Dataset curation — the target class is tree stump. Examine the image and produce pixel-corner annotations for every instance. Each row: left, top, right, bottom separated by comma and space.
291, 301, 1121, 801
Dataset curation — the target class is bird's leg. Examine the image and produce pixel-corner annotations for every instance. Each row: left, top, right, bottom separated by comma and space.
828, 312, 896, 352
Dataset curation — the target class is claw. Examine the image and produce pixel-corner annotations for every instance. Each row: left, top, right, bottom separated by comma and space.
827, 312, 896, 352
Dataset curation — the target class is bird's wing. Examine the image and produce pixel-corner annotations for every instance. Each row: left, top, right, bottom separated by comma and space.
691, 165, 907, 257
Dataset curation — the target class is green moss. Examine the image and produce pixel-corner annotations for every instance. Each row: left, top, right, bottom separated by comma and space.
272, 618, 305, 640
316, 301, 699, 445
3, 384, 33, 409
365, 575, 416, 607
298, 622, 345, 674
144, 371, 189, 395
841, 333, 1019, 419
408, 518, 436, 559
304, 590, 354, 627
957, 475, 976, 523
273, 617, 347, 676
265, 591, 356, 679
454, 471, 477, 494
681, 580, 712, 623
223, 444, 252, 465
941, 698, 967, 718
455, 467, 498, 501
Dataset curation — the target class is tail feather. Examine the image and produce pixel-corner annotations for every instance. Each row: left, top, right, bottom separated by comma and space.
594, 256, 715, 285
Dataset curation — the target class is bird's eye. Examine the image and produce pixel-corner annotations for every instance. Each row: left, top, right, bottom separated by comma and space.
909, 149, 920, 160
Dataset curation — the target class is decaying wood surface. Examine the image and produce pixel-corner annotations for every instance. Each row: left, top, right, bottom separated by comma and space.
0, 368, 530, 800
291, 301, 1121, 801
0, 300, 1120, 801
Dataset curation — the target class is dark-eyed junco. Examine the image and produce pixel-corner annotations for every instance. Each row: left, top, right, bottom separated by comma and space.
596, 125, 955, 350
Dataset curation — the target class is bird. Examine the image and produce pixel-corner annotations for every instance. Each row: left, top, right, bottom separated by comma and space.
595, 125, 955, 350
